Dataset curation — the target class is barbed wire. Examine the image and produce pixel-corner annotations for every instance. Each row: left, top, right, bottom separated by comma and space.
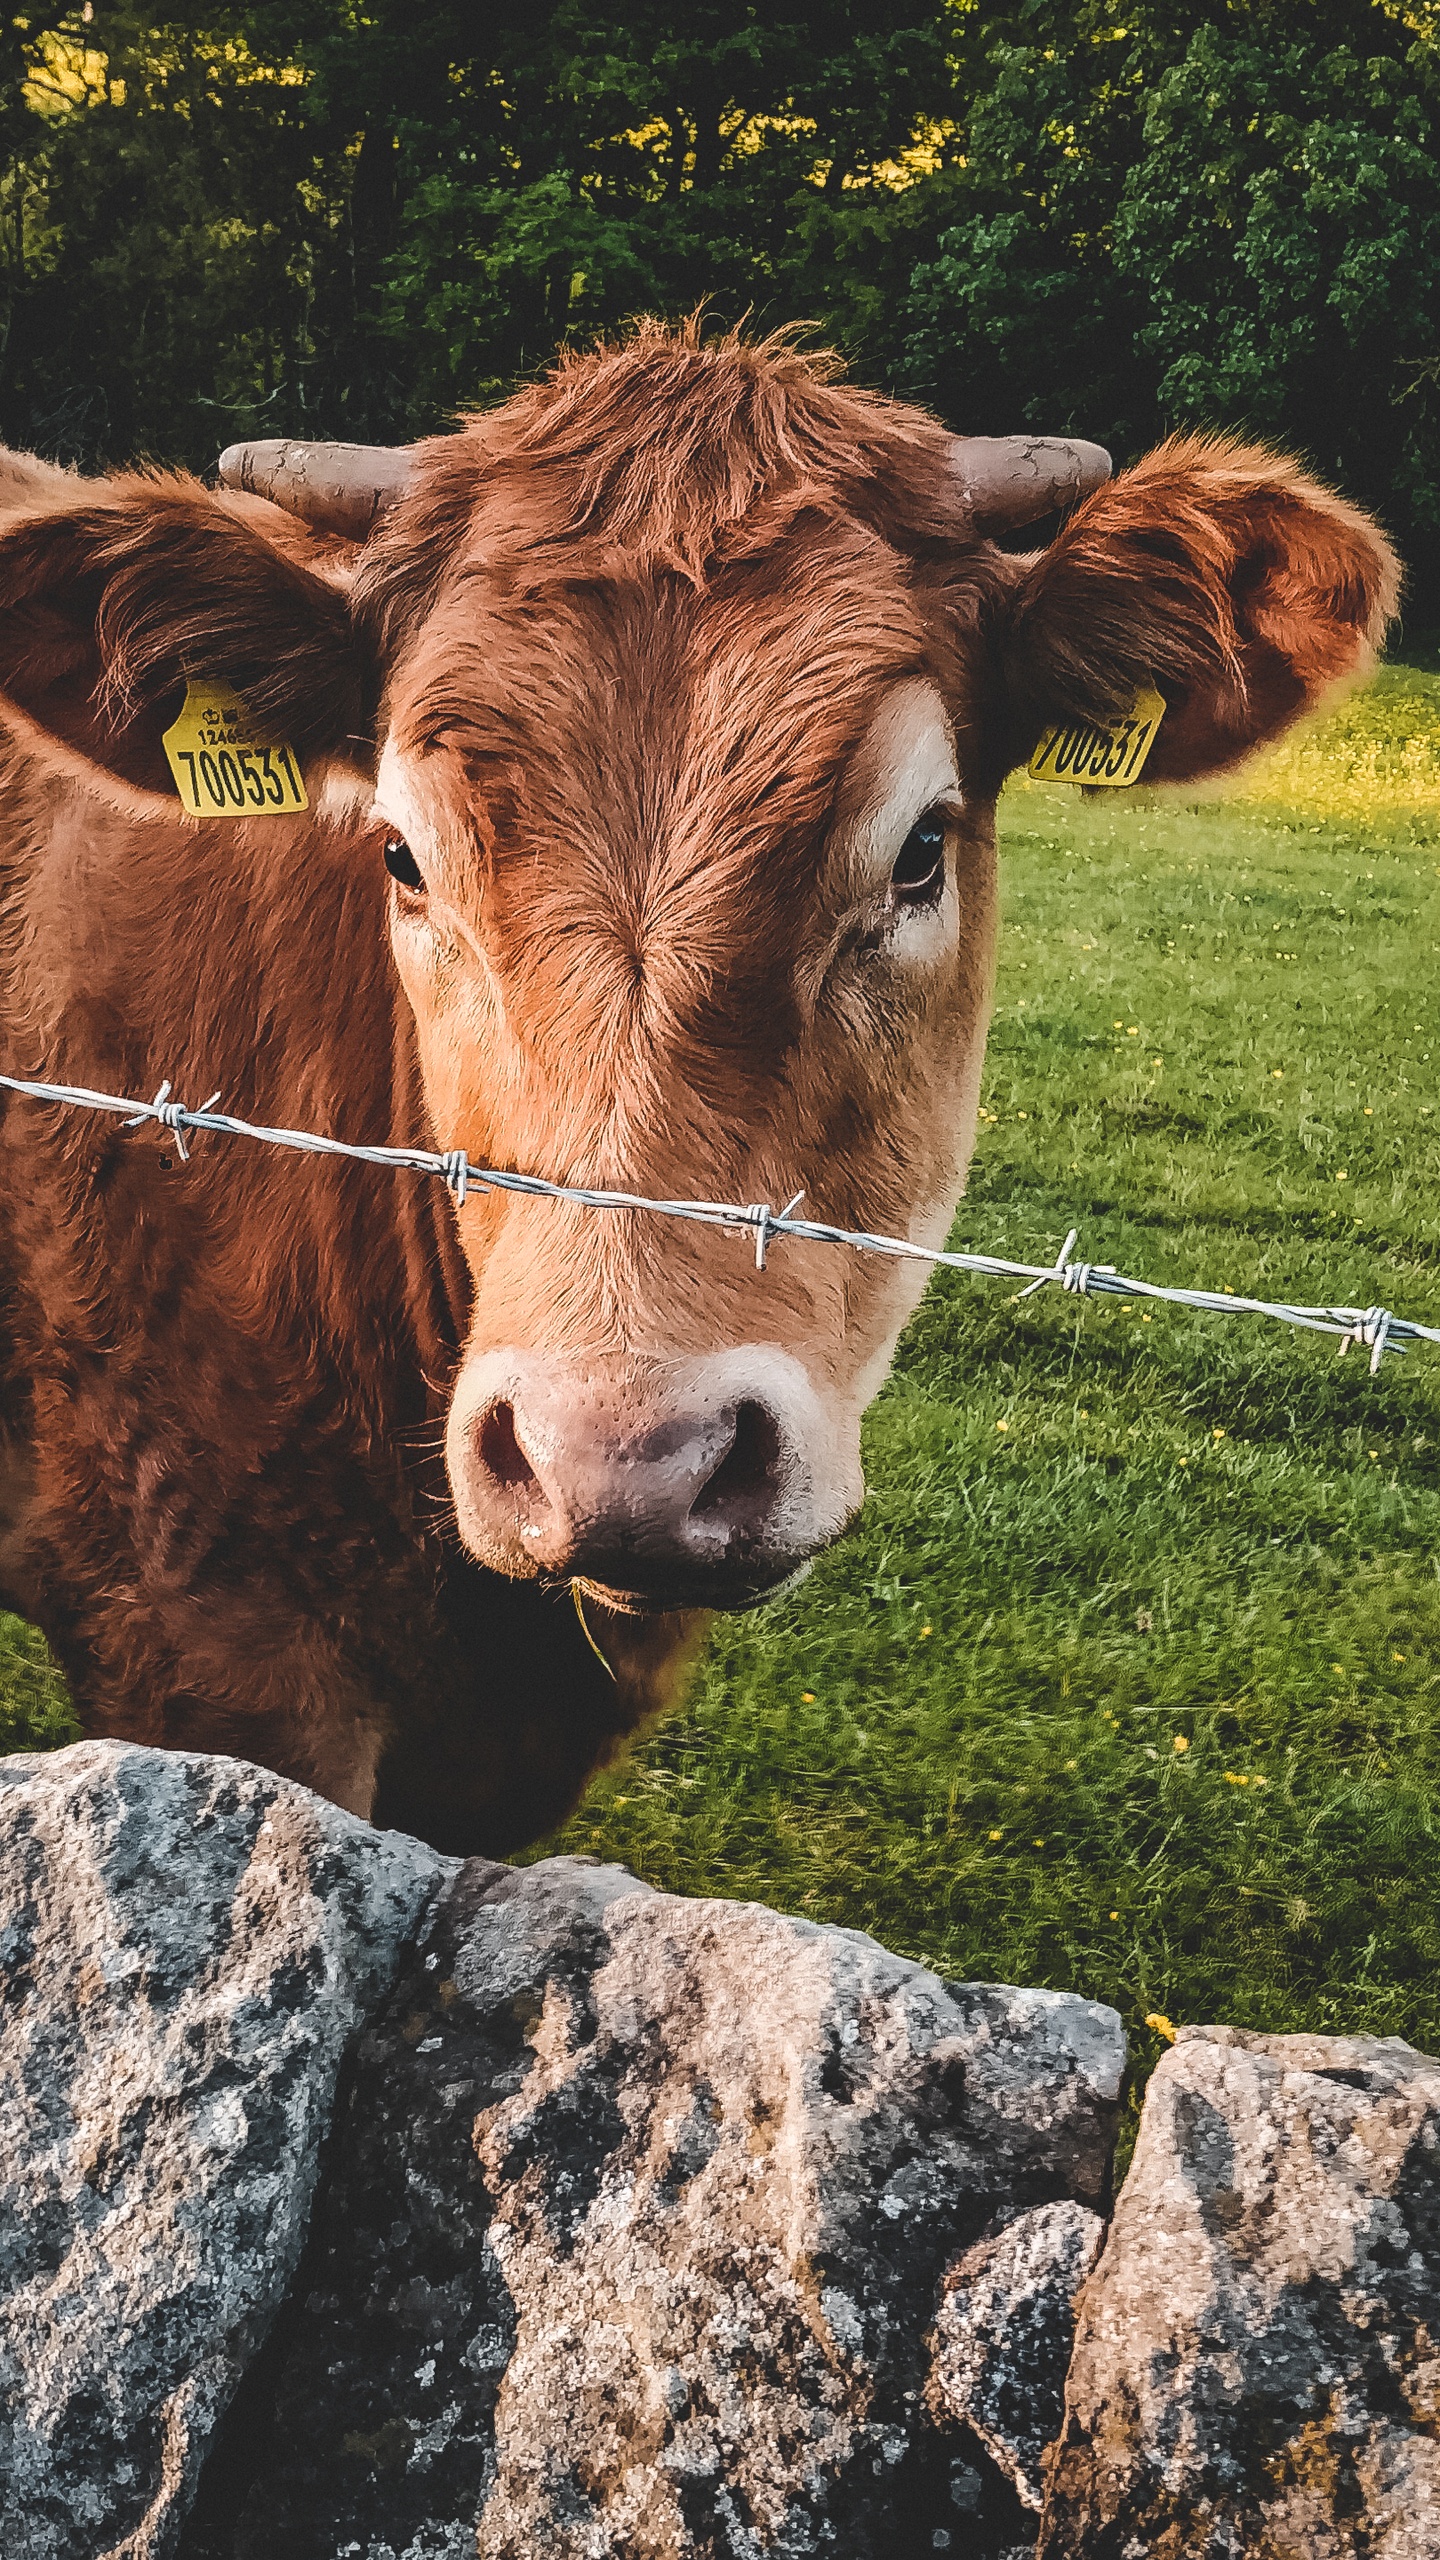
2, 1066, 1437, 1376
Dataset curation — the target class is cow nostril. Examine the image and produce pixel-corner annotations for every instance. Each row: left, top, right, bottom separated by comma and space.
477, 1400, 540, 1496
691, 1399, 783, 1523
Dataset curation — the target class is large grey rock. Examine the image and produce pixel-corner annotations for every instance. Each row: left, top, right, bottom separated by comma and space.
184, 1853, 1124, 2559
930, 2199, 1105, 2511
1039, 2023, 1440, 2559
0, 1741, 449, 2560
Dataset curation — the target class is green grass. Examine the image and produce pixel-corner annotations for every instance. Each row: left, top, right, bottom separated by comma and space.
7, 667, 1440, 2137
0, 1614, 76, 1756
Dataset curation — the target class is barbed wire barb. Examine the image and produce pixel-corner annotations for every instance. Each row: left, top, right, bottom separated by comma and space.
119, 1075, 223, 1165
748, 1190, 806, 1272
2, 1066, 1438, 1368
1015, 1225, 1082, 1300
1337, 1305, 1398, 1376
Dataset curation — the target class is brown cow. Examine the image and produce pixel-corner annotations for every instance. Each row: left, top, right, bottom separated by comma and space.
0, 325, 1396, 1850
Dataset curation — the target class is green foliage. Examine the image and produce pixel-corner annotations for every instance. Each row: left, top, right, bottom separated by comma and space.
365, 2, 951, 415
896, 5, 1440, 596
3, 5, 1440, 597
0, 8, 322, 460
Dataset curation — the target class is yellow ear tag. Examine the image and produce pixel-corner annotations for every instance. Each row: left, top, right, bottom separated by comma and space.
162, 680, 308, 816
1028, 686, 1166, 789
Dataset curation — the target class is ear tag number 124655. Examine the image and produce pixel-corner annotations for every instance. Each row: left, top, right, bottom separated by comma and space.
1028, 686, 1166, 788
162, 681, 308, 816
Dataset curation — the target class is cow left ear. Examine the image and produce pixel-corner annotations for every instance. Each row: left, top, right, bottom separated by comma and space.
0, 475, 372, 815
996, 436, 1400, 784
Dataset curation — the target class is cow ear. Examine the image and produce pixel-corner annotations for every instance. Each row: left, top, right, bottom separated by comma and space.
998, 436, 1399, 784
0, 477, 369, 815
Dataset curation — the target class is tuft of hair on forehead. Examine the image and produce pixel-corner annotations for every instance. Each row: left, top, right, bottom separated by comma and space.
357, 318, 974, 647
475, 318, 964, 575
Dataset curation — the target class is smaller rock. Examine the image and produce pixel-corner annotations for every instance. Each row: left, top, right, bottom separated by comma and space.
0, 1741, 450, 2560
1040, 2024, 1440, 2560
931, 2200, 1105, 2509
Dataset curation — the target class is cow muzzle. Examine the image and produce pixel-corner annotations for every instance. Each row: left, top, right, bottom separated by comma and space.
446, 1347, 861, 1611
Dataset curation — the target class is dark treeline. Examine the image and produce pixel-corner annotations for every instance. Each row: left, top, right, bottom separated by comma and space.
3, 2, 1439, 608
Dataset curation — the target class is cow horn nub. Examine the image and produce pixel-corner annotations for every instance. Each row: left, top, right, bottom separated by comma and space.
216, 440, 413, 540
217, 429, 1111, 542
949, 435, 1112, 530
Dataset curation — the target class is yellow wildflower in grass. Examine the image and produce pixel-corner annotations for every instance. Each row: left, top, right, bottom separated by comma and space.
919, 1624, 933, 1640
1223, 1772, 1249, 1787
1146, 2013, 1178, 2043
801, 1690, 815, 1702
1233, 673, 1440, 820
1172, 1735, 1190, 1754
995, 1418, 1009, 1433
989, 1829, 1003, 1842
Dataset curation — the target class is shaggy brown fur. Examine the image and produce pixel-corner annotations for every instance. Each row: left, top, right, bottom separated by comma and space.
0, 329, 1398, 1849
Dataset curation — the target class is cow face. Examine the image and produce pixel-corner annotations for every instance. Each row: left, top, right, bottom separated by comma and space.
0, 334, 1397, 1615
370, 532, 997, 1609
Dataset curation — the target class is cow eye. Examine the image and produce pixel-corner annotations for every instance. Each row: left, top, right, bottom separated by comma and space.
383, 834, 425, 893
891, 813, 947, 908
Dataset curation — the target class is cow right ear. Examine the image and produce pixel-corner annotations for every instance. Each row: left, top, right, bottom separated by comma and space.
0, 476, 371, 816
992, 436, 1399, 787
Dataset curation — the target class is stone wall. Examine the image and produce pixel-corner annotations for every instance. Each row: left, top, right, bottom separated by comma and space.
1, 1742, 1436, 2558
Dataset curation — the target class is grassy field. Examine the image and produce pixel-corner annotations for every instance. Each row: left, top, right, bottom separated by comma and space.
6, 667, 1440, 2137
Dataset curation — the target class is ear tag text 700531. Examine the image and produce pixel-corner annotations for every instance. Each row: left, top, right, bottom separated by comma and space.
1028, 686, 1166, 789
162, 681, 308, 816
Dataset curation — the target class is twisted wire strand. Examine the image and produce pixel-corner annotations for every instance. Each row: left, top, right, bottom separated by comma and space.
4, 1068, 1438, 1371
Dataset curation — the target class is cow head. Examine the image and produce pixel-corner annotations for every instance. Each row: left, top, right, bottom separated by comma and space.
0, 328, 1397, 1613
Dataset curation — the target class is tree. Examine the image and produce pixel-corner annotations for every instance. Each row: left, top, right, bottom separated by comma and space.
895, 2, 1440, 600
1, 1, 1438, 609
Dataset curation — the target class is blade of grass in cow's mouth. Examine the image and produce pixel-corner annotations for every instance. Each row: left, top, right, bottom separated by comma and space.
569, 1558, 816, 1619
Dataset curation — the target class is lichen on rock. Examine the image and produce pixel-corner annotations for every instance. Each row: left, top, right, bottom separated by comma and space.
931, 2199, 1105, 2510
0, 1740, 450, 2560
186, 1854, 1124, 2557
1038, 2023, 1440, 2559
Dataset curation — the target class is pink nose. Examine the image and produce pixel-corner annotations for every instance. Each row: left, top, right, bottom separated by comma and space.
447, 1351, 851, 1608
